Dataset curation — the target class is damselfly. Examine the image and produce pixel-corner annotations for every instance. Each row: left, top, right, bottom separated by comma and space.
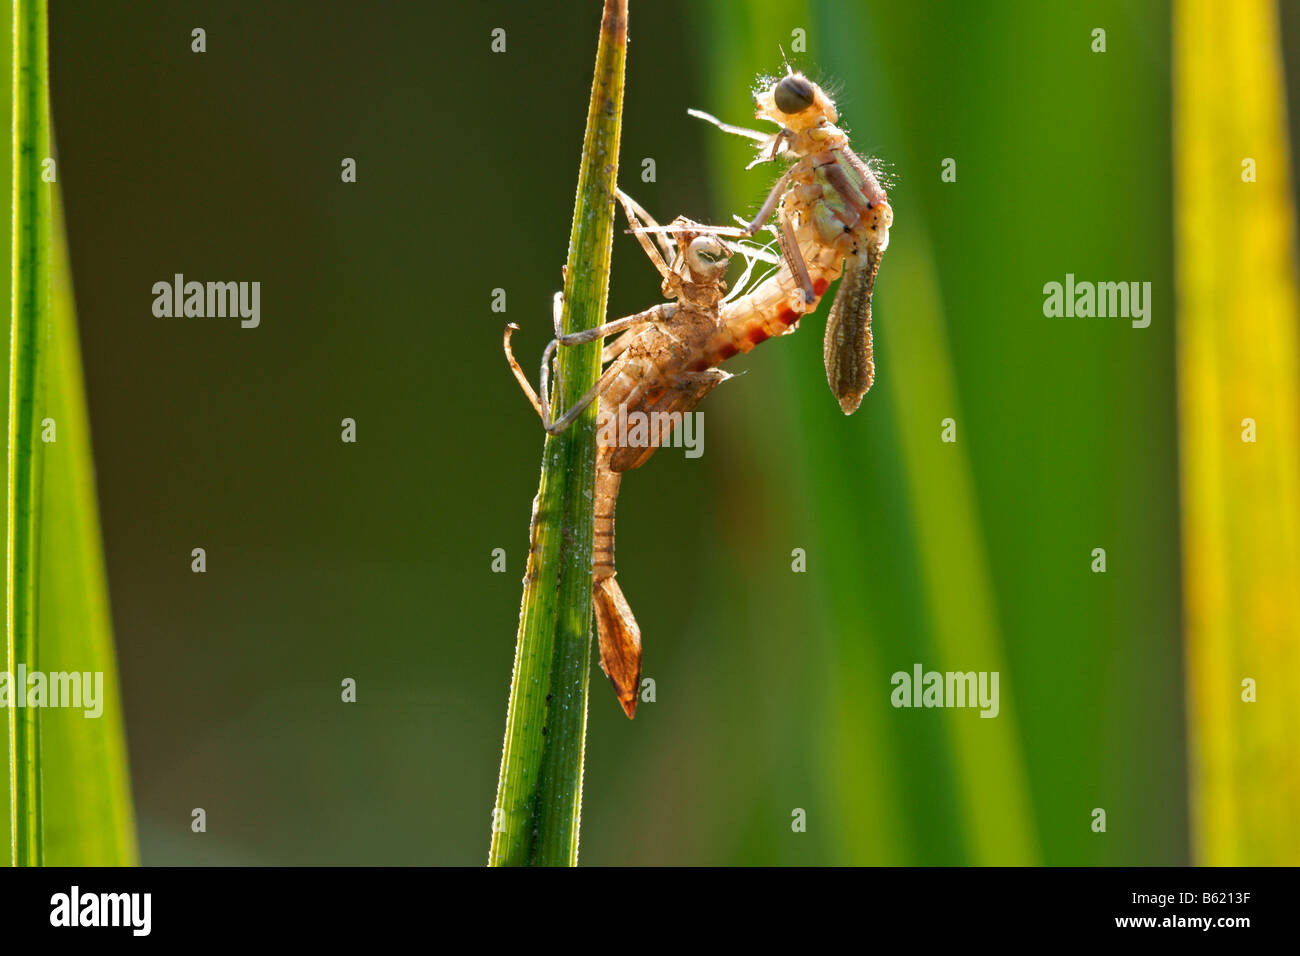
688, 66, 894, 413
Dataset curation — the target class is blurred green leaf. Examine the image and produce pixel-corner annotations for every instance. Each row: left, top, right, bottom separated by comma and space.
4, 0, 137, 867
36, 192, 139, 865
682, 0, 1181, 864
1175, 0, 1300, 866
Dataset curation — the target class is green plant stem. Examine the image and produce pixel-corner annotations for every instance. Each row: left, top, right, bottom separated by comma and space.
489, 0, 627, 867
7, 0, 50, 867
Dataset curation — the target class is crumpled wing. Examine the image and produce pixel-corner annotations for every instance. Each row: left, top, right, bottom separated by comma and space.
823, 245, 882, 415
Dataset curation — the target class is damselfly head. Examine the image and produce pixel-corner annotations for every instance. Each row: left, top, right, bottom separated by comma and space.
774, 75, 814, 113
756, 71, 838, 128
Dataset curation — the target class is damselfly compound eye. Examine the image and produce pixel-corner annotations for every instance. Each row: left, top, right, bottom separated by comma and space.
774, 75, 815, 114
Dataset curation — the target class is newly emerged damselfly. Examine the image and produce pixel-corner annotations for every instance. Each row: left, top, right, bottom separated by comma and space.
688, 66, 894, 413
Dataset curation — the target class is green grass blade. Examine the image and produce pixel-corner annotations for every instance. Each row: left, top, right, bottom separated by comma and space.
489, 0, 627, 867
36, 190, 138, 865
878, 235, 1038, 864
699, 0, 1038, 864
7, 0, 52, 868
3, 0, 136, 866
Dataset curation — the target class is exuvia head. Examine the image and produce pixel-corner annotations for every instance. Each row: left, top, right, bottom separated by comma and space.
755, 71, 838, 129
684, 235, 729, 283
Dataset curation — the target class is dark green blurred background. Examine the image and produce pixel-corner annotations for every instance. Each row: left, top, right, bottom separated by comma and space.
43, 0, 1292, 865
